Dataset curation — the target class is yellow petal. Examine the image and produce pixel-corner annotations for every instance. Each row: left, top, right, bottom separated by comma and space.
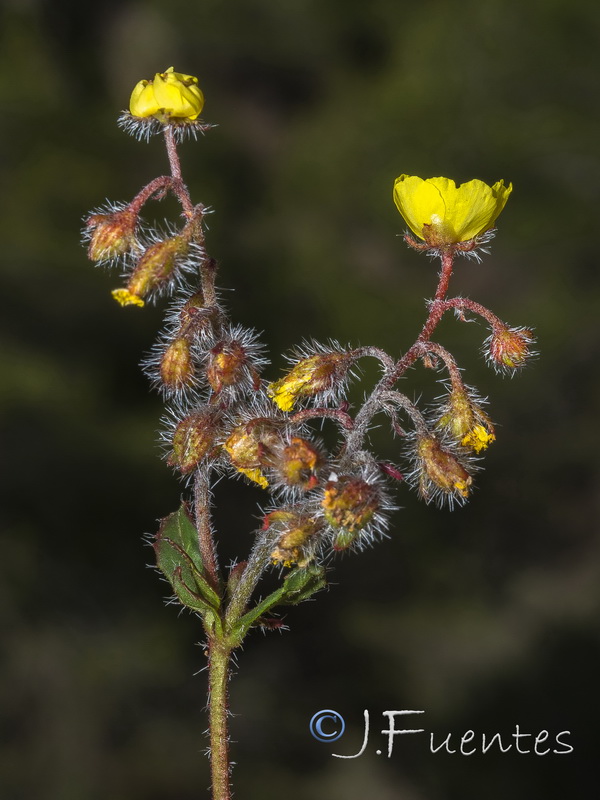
393, 175, 446, 240
433, 178, 512, 242
129, 80, 161, 118
111, 288, 145, 307
153, 68, 204, 120
238, 467, 269, 488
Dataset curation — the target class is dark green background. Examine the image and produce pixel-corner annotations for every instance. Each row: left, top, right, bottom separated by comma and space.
1, 0, 598, 798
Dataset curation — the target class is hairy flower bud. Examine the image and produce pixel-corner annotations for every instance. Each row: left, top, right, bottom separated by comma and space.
167, 410, 220, 474
112, 234, 189, 307
131, 236, 188, 295
160, 338, 195, 390
207, 340, 255, 393
322, 476, 380, 544
413, 435, 472, 506
85, 205, 138, 262
485, 326, 536, 374
265, 510, 323, 567
224, 419, 283, 488
177, 291, 209, 334
274, 437, 322, 490
435, 386, 495, 454
268, 352, 352, 412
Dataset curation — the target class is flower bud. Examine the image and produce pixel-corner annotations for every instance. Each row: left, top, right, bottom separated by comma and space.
177, 292, 206, 333
223, 418, 283, 488
167, 410, 220, 474
268, 352, 352, 412
85, 206, 138, 262
322, 476, 380, 543
274, 437, 322, 490
435, 387, 495, 453
130, 67, 204, 121
414, 435, 472, 505
206, 340, 252, 393
265, 510, 323, 567
160, 338, 195, 391
128, 235, 188, 298
485, 326, 536, 373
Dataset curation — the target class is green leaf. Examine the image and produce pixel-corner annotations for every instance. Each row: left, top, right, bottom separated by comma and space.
231, 564, 327, 644
158, 502, 205, 574
153, 503, 221, 612
233, 585, 288, 640
280, 564, 327, 605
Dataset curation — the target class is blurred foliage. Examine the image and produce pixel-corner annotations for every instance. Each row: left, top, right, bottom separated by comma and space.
1, 0, 598, 798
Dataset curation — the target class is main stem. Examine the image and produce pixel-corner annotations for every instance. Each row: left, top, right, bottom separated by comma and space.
208, 640, 233, 800
163, 130, 234, 797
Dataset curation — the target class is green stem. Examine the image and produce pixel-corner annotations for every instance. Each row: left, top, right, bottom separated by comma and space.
225, 530, 278, 630
208, 639, 233, 800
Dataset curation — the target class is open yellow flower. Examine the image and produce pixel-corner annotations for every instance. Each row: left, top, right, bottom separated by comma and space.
393, 175, 512, 246
129, 67, 204, 121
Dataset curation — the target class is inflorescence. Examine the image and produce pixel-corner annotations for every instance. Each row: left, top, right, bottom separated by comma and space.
83, 67, 536, 582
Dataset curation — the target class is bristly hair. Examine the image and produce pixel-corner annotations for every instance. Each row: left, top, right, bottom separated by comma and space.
81, 200, 145, 269
316, 452, 397, 556
403, 428, 479, 510
117, 112, 217, 143
280, 338, 361, 409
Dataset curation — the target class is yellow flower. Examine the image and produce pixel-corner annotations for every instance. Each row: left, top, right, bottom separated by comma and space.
268, 354, 347, 412
267, 368, 313, 412
393, 175, 512, 245
435, 387, 496, 453
111, 288, 145, 307
460, 424, 495, 454
129, 67, 204, 121
237, 467, 269, 489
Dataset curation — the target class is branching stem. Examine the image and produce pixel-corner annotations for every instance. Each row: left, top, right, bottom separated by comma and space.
340, 248, 456, 461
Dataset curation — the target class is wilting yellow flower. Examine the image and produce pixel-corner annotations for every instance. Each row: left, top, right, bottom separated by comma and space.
393, 175, 512, 245
268, 354, 345, 412
129, 67, 204, 121
267, 369, 310, 412
435, 387, 496, 454
112, 288, 145, 307
237, 467, 269, 489
461, 424, 495, 453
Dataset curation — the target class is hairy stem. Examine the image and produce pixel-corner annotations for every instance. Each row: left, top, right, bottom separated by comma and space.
129, 176, 173, 214
208, 640, 233, 800
164, 127, 195, 218
340, 249, 456, 461
194, 468, 221, 592
225, 530, 278, 630
439, 296, 505, 329
421, 341, 464, 389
